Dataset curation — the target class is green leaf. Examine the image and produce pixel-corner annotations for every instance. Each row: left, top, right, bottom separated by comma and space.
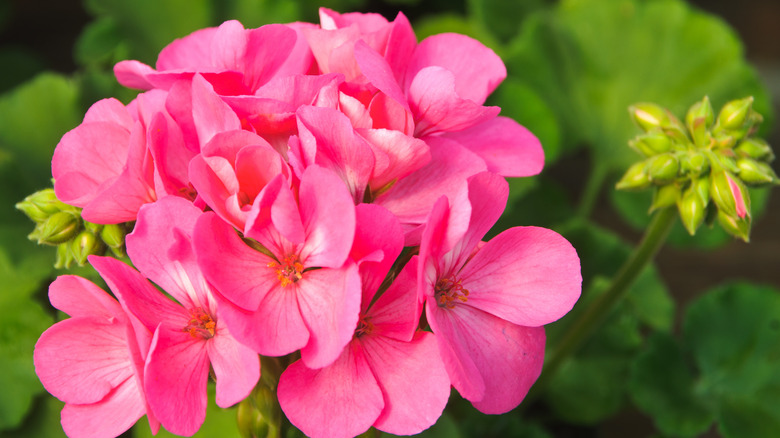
0, 73, 81, 188
214, 0, 302, 29
546, 355, 627, 424
87, 0, 214, 65
629, 333, 714, 437
2, 396, 66, 438
0, 249, 55, 430
467, 0, 548, 42
506, 0, 771, 172
383, 411, 461, 438
74, 17, 123, 67
412, 13, 503, 55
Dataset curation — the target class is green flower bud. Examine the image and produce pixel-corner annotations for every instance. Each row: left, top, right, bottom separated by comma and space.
685, 96, 714, 147
735, 138, 774, 162
71, 230, 105, 266
710, 171, 750, 220
693, 177, 710, 206
647, 153, 679, 183
84, 221, 102, 234
35, 211, 81, 245
736, 158, 778, 186
679, 152, 709, 177
616, 161, 651, 191
630, 103, 671, 132
715, 96, 753, 131
100, 224, 126, 248
15, 189, 71, 223
650, 184, 680, 212
632, 133, 672, 157
54, 243, 75, 270
716, 209, 751, 242
677, 184, 706, 235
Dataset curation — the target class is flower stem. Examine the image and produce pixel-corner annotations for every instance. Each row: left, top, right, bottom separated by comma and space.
576, 162, 609, 219
528, 206, 677, 403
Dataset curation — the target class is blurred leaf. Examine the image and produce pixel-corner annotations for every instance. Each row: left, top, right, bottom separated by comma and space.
215, 0, 301, 28
384, 411, 461, 438
74, 16, 123, 67
631, 282, 780, 438
0, 249, 55, 430
2, 396, 66, 438
497, 176, 574, 232
546, 356, 626, 424
412, 13, 502, 55
489, 78, 562, 164
0, 73, 81, 188
542, 221, 674, 424
0, 48, 45, 94
134, 383, 243, 438
87, 0, 214, 64
467, 0, 548, 42
506, 0, 771, 172
629, 333, 714, 437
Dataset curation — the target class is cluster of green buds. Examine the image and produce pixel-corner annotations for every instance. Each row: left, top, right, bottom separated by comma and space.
16, 188, 132, 268
616, 96, 777, 241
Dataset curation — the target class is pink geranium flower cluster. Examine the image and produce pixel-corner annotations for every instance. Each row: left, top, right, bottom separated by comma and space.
35, 8, 581, 438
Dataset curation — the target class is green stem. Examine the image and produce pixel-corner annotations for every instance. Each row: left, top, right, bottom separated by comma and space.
576, 162, 609, 219
528, 206, 677, 403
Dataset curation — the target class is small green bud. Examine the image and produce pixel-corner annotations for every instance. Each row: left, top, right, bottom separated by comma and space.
100, 224, 126, 249
716, 209, 751, 242
735, 138, 774, 162
686, 96, 714, 147
679, 152, 709, 177
54, 243, 75, 269
15, 189, 70, 222
677, 185, 706, 235
84, 221, 102, 234
71, 230, 105, 266
736, 158, 778, 186
716, 96, 753, 131
632, 133, 672, 156
630, 103, 671, 132
36, 211, 81, 245
647, 153, 679, 183
710, 171, 750, 219
650, 184, 680, 212
616, 161, 651, 190
693, 177, 710, 206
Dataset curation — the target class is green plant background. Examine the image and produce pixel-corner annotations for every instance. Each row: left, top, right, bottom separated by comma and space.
0, 0, 778, 436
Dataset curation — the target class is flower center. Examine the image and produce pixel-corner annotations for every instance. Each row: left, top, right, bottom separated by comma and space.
435, 277, 470, 309
355, 315, 374, 338
184, 307, 216, 339
268, 254, 304, 287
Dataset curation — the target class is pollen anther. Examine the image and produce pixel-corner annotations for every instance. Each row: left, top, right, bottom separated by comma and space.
269, 254, 304, 287
183, 307, 216, 339
435, 277, 470, 309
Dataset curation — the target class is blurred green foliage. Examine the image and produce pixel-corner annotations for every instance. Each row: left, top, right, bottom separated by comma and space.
0, 0, 777, 436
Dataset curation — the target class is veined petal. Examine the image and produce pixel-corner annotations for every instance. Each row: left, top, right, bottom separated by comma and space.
368, 261, 420, 342
298, 264, 361, 369
362, 332, 450, 435
443, 117, 544, 177
206, 324, 260, 408
460, 226, 582, 327
144, 325, 210, 436
278, 344, 384, 438
191, 74, 241, 148
428, 302, 545, 414
48, 275, 124, 320
61, 377, 149, 438
351, 204, 403, 307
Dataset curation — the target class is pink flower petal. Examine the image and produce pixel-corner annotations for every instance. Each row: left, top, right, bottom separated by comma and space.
206, 323, 260, 408
278, 344, 384, 438
351, 204, 403, 307
359, 128, 430, 191
459, 226, 582, 327
297, 264, 362, 368
362, 332, 450, 435
60, 377, 149, 438
191, 74, 241, 148
427, 302, 545, 414
48, 275, 124, 319
144, 326, 210, 436
406, 33, 506, 105
408, 66, 500, 137
443, 117, 544, 177
35, 317, 133, 405
353, 40, 409, 111
298, 165, 356, 269
367, 260, 421, 342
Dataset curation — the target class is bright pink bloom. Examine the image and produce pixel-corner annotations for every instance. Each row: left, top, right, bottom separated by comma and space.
52, 93, 163, 223
194, 165, 360, 368
114, 20, 305, 94
278, 205, 450, 438
418, 172, 582, 413
34, 275, 159, 438
90, 196, 260, 436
